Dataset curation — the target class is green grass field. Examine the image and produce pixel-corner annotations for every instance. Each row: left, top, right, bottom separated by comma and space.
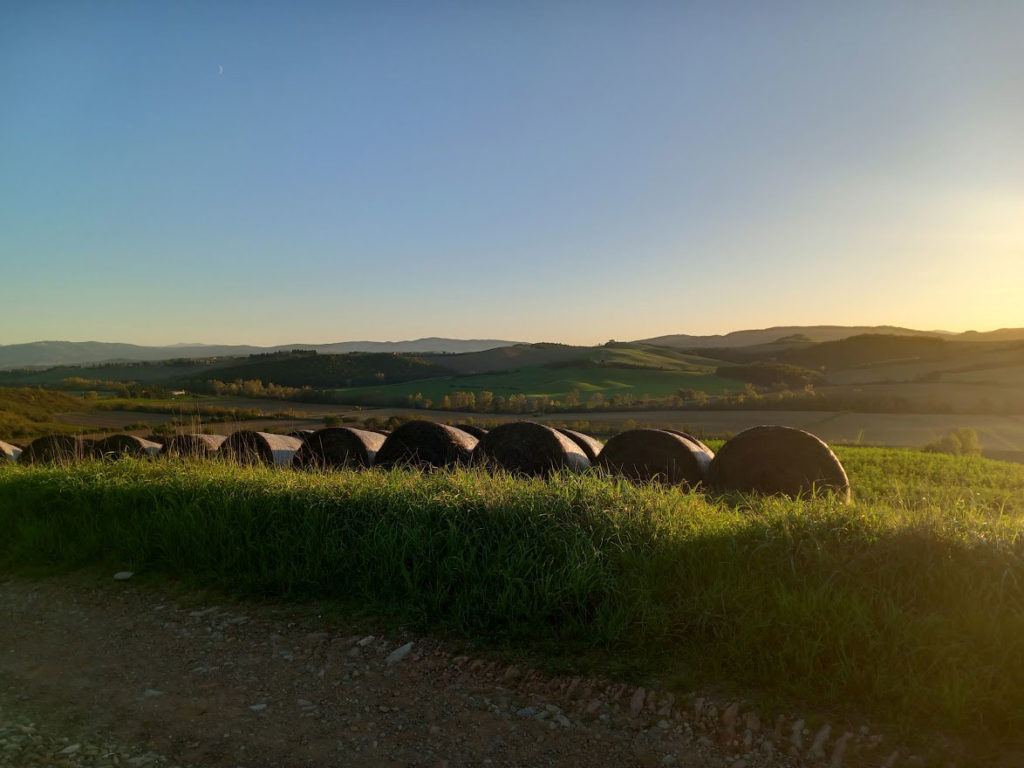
0, 388, 89, 440
1, 447, 1022, 757
329, 366, 736, 405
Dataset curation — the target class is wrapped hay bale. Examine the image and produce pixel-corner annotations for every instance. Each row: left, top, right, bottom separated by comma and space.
661, 429, 714, 455
555, 428, 604, 462
0, 439, 21, 462
374, 421, 477, 469
219, 431, 303, 466
161, 433, 227, 458
453, 424, 488, 439
708, 425, 850, 502
293, 427, 386, 469
93, 434, 162, 459
597, 429, 712, 487
18, 434, 93, 465
473, 421, 590, 476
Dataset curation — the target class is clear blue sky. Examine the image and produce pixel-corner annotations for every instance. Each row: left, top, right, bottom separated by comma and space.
2, 1, 1021, 345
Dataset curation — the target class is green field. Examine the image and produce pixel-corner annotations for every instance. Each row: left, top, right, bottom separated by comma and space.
2, 448, 1022, 760
329, 366, 736, 405
0, 388, 90, 439
3, 336, 1023, 421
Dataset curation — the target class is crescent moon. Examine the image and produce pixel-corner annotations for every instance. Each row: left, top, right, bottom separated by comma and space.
218, 65, 224, 75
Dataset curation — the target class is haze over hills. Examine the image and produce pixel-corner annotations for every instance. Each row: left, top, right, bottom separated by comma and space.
0, 338, 521, 369
642, 326, 1024, 349
2, 326, 1023, 369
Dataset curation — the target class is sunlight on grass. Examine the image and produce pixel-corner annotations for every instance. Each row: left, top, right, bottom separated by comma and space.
1, 447, 1022, 741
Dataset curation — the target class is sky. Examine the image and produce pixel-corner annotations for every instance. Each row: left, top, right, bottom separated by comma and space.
1, 1, 1022, 346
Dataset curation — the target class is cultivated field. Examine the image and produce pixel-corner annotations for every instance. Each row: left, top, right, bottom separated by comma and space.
45, 403, 1024, 460
326, 365, 736, 405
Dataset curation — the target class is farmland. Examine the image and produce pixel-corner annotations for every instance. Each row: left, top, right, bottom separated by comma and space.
3, 331, 1024, 463
28, 397, 1024, 462
2, 334, 1023, 420
326, 365, 735, 405
1, 447, 1023, 761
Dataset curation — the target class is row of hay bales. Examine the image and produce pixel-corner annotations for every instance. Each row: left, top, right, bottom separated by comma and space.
6, 421, 850, 501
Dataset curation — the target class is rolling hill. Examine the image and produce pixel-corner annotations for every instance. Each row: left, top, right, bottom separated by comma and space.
644, 325, 1024, 349
0, 338, 519, 369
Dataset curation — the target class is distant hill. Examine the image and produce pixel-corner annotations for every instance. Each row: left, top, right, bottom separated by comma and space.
642, 325, 1024, 349
776, 334, 952, 372
643, 326, 944, 349
0, 338, 519, 369
7, 327, 1022, 369
0, 341, 267, 369
311, 338, 517, 355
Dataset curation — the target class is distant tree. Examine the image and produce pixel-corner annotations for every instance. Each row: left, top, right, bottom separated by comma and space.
923, 427, 981, 456
479, 391, 494, 411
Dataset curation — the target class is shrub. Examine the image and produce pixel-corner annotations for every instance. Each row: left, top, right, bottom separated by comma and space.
923, 428, 982, 456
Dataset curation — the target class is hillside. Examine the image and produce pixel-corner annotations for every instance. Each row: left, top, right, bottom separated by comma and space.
7, 326, 1023, 369
773, 334, 952, 372
644, 325, 1024, 349
2, 334, 1022, 415
185, 351, 453, 389
424, 341, 718, 375
328, 365, 734, 406
0, 338, 519, 369
0, 387, 88, 439
644, 325, 944, 349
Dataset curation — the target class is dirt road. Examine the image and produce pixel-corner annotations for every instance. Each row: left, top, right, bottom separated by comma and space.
0, 576, 913, 767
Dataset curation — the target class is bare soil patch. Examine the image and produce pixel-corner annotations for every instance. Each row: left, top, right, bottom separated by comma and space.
0, 576, 917, 768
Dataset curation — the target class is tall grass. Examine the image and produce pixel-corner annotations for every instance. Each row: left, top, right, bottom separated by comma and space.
0, 447, 1022, 741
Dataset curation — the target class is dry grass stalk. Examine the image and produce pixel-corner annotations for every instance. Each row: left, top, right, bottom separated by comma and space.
161, 433, 227, 459
94, 434, 162, 459
18, 434, 93, 465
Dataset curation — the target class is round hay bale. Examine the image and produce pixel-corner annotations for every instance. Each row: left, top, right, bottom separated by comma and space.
555, 428, 604, 462
93, 434, 162, 459
287, 429, 316, 440
660, 429, 714, 455
0, 439, 21, 462
453, 424, 488, 439
473, 421, 590, 476
293, 427, 386, 469
161, 433, 227, 458
374, 421, 477, 469
708, 425, 850, 502
219, 431, 303, 466
18, 434, 93, 465
143, 434, 169, 447
597, 429, 712, 487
